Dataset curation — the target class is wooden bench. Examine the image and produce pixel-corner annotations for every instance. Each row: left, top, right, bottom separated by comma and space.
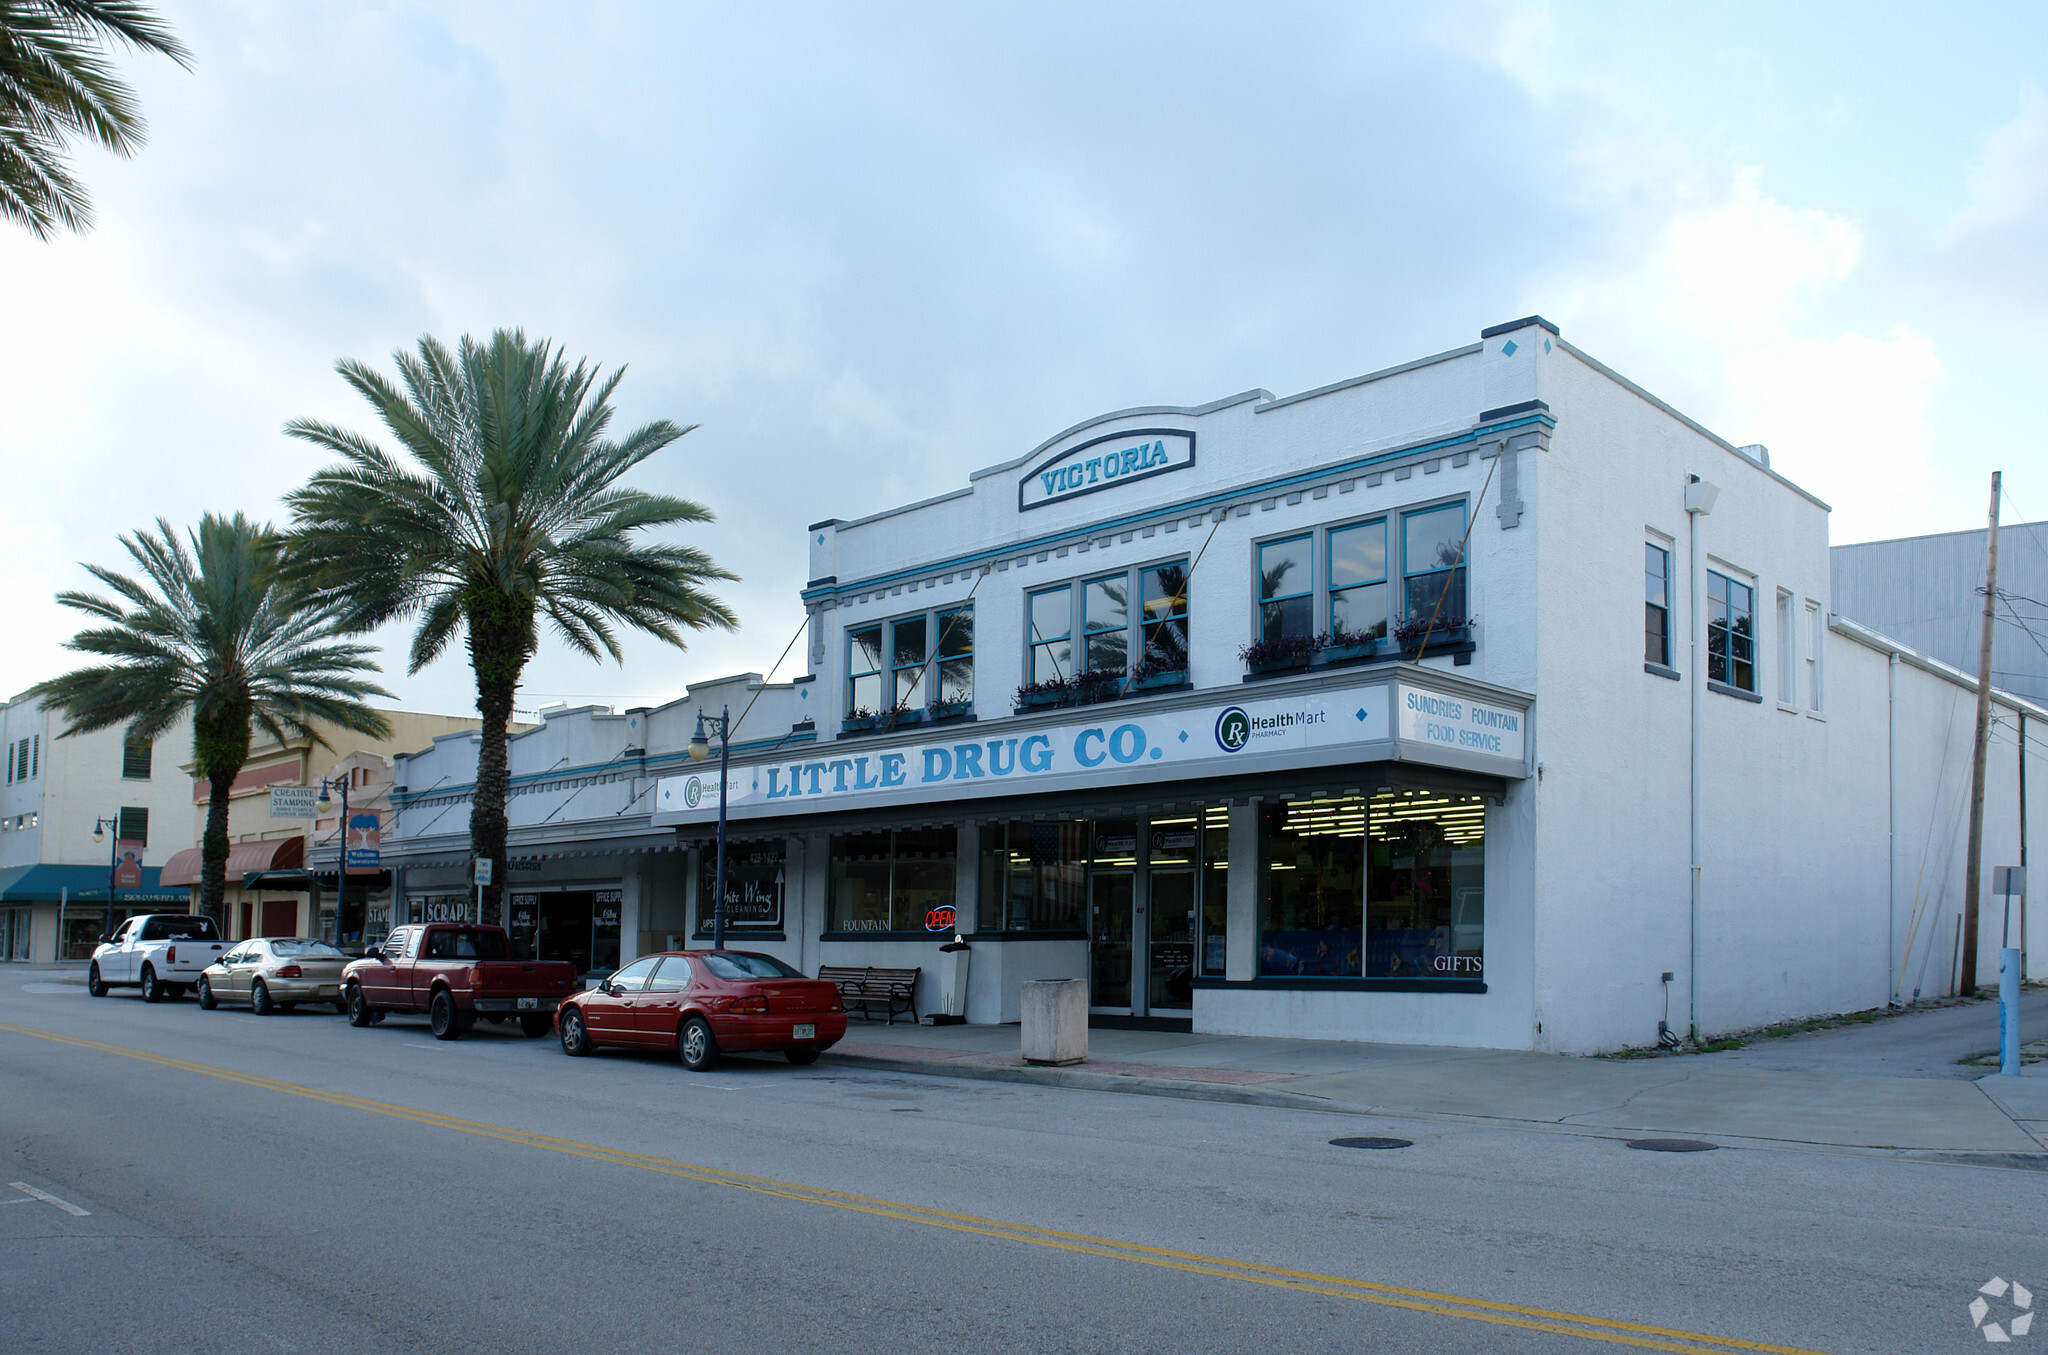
818, 965, 921, 1025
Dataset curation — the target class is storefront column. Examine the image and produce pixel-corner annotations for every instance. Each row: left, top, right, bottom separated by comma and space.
1226, 802, 1258, 981
619, 858, 645, 963
953, 823, 979, 936
683, 847, 700, 936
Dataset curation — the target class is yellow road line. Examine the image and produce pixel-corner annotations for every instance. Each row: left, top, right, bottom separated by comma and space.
1, 1021, 1830, 1355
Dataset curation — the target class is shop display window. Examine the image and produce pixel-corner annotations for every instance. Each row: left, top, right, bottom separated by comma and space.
1366, 792, 1485, 978
696, 837, 786, 934
977, 820, 1086, 932
828, 827, 957, 932
1257, 791, 1485, 980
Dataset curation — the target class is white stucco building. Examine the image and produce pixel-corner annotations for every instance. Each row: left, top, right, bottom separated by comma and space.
381, 316, 2041, 1054
0, 694, 195, 962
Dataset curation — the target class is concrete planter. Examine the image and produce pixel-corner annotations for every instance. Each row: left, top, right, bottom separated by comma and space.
1020, 978, 1088, 1065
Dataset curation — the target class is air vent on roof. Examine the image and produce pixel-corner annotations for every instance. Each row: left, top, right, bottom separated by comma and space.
1736, 443, 1770, 468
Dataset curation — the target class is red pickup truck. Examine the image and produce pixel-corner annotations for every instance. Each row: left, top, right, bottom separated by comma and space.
340, 923, 579, 1040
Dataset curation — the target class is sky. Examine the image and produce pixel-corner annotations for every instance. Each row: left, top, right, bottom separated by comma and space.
4, 1, 2045, 721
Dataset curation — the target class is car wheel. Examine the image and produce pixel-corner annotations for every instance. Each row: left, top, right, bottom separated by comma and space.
558, 1007, 593, 1057
345, 983, 375, 1028
140, 965, 163, 1003
678, 1016, 718, 1072
519, 1014, 551, 1038
429, 989, 466, 1041
197, 976, 218, 1010
785, 1048, 820, 1066
87, 963, 107, 998
250, 979, 274, 1016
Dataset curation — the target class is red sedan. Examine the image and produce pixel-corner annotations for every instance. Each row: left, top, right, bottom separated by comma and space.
555, 950, 848, 1070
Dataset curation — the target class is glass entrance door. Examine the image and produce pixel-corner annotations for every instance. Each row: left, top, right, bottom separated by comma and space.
1088, 871, 1134, 1010
1148, 868, 1195, 1010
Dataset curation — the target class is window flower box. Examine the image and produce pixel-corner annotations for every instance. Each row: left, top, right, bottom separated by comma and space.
1392, 616, 1474, 655
1130, 667, 1188, 693
1317, 634, 1380, 665
927, 699, 974, 722
840, 711, 878, 735
1239, 635, 1316, 676
1015, 682, 1069, 713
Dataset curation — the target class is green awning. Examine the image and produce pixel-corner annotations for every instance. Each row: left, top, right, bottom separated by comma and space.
0, 862, 189, 904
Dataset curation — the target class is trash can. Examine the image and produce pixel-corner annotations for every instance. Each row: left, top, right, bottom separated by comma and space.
933, 934, 971, 1025
1021, 977, 1088, 1065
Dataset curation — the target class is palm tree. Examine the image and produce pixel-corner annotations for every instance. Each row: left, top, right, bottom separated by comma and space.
28, 513, 393, 917
281, 329, 738, 916
1, 0, 191, 239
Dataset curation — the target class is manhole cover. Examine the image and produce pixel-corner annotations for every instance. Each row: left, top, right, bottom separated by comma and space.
1329, 1136, 1413, 1150
1626, 1138, 1718, 1153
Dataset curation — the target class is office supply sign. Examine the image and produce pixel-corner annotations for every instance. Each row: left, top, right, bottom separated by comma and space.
269, 786, 319, 819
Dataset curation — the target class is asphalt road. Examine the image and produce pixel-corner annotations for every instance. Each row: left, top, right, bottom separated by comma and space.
1, 971, 2041, 1354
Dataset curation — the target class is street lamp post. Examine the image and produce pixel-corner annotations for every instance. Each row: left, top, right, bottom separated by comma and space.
688, 705, 731, 951
89, 815, 120, 940
315, 774, 350, 950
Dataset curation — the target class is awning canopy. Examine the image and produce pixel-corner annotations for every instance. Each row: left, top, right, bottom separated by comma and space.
162, 836, 305, 887
0, 862, 188, 904
241, 867, 393, 893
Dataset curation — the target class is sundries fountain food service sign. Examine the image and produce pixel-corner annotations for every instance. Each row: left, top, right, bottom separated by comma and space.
655, 682, 1525, 823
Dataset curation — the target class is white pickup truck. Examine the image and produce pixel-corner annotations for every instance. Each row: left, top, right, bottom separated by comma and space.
88, 914, 227, 1003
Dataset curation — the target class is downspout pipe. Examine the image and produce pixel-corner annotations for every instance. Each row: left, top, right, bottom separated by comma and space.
1889, 650, 1899, 1005
1684, 476, 1719, 1043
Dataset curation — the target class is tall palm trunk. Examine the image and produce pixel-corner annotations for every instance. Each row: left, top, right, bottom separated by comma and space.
192, 700, 251, 921
466, 588, 535, 918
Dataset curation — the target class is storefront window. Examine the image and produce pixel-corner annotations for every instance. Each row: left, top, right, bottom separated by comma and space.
1258, 791, 1486, 979
1366, 791, 1485, 978
696, 837, 786, 935
977, 820, 1086, 932
1258, 796, 1364, 976
828, 827, 956, 932
1201, 809, 1228, 975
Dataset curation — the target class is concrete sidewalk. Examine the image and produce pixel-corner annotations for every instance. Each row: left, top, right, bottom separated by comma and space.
828, 1004, 2048, 1154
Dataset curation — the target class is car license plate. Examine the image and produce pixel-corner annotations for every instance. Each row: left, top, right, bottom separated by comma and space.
792, 1023, 815, 1040
517, 997, 538, 1010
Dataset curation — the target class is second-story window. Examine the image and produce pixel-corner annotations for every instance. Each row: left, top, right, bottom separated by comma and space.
847, 604, 977, 717
1707, 569, 1755, 691
1028, 585, 1073, 683
1257, 534, 1313, 644
1645, 543, 1671, 666
1083, 574, 1128, 673
935, 606, 974, 705
1140, 561, 1189, 667
1328, 519, 1388, 641
122, 739, 152, 780
1402, 503, 1467, 624
848, 625, 884, 714
892, 614, 928, 709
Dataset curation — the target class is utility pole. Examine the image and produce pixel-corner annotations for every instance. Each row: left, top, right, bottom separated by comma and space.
1960, 471, 2002, 996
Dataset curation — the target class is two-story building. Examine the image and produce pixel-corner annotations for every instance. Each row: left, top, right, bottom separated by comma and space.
636, 315, 2041, 1053
0, 694, 196, 962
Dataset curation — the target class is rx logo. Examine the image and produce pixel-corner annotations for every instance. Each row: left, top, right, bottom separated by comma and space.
682, 776, 703, 809
1972, 1277, 2034, 1343
1215, 706, 1250, 752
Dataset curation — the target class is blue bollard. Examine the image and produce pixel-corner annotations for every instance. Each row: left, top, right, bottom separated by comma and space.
2000, 948, 2022, 1077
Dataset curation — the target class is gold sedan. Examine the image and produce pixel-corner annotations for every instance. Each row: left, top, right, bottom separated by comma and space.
197, 938, 352, 1015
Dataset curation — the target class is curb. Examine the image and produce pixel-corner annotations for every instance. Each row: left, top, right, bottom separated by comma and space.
823, 1050, 1365, 1115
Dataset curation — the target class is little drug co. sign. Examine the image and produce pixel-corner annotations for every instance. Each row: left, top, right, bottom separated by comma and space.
655, 681, 1523, 826
1020, 428, 1195, 510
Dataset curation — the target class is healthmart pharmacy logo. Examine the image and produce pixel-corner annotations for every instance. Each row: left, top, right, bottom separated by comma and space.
1971, 1276, 2034, 1342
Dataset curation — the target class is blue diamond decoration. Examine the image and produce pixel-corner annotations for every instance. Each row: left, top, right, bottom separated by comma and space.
1178, 730, 1189, 742
1356, 708, 1368, 722
1502, 339, 1518, 356
1543, 338, 1552, 353
816, 533, 824, 544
